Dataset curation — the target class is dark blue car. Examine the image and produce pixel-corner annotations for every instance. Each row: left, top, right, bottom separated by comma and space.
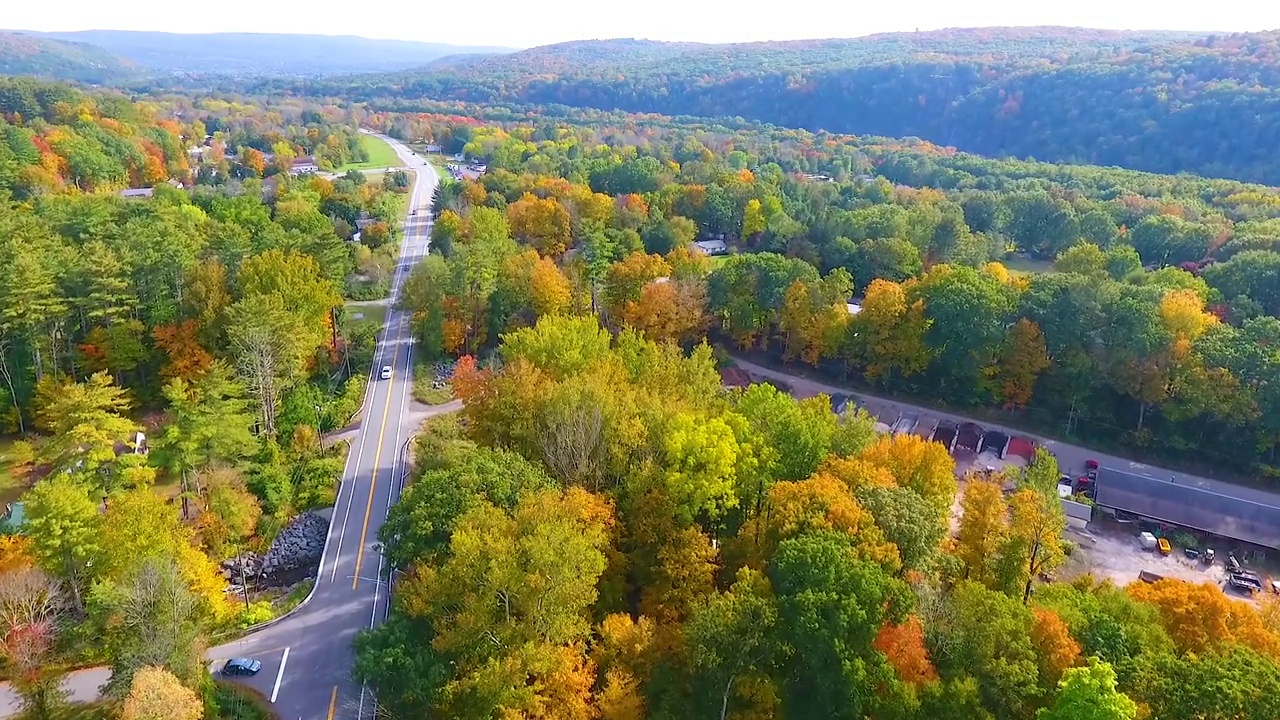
221, 658, 262, 676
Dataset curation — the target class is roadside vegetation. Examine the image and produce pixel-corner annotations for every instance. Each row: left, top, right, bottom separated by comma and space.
0, 84, 394, 718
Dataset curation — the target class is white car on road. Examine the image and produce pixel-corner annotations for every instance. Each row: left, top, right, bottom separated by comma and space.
380, 366, 392, 380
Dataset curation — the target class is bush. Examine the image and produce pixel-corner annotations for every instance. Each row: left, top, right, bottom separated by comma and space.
3, 439, 35, 470
294, 456, 342, 510
327, 374, 368, 427
237, 601, 274, 628
278, 579, 314, 615
204, 681, 280, 720
412, 414, 474, 473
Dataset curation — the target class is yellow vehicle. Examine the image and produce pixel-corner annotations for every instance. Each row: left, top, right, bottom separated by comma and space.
1157, 537, 1172, 555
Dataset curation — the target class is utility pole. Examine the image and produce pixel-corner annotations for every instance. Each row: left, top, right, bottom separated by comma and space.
238, 553, 250, 611
315, 405, 325, 452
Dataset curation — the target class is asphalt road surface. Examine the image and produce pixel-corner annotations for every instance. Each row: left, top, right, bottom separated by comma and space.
208, 133, 439, 720
0, 133, 438, 720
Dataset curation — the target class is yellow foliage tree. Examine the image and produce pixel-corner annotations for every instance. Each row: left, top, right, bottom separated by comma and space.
119, 667, 202, 720
735, 475, 899, 573
851, 279, 932, 381
508, 192, 573, 257
953, 477, 1007, 584
856, 433, 957, 513
0, 535, 34, 573
597, 667, 646, 720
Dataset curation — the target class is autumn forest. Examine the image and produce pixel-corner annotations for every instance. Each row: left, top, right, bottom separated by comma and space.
3, 25, 1280, 720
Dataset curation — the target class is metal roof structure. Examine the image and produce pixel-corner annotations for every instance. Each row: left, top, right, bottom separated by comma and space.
1094, 468, 1280, 549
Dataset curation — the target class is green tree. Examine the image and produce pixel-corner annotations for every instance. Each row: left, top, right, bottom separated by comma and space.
22, 475, 101, 617
154, 362, 257, 511
736, 383, 838, 482
35, 371, 139, 474
1038, 659, 1136, 720
854, 485, 945, 573
1054, 242, 1107, 278
379, 448, 556, 568
226, 294, 312, 436
928, 581, 1041, 719
684, 569, 779, 720
1136, 646, 1280, 720
768, 530, 911, 720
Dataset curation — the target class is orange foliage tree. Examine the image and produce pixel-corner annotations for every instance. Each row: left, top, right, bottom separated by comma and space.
152, 320, 214, 381
1030, 608, 1082, 689
994, 318, 1050, 409
604, 252, 672, 320
618, 280, 708, 344
872, 615, 938, 687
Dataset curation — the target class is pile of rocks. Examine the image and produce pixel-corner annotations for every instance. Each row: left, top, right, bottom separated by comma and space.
261, 512, 328, 576
220, 512, 328, 585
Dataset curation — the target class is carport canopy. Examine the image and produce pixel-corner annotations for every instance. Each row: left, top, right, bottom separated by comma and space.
1094, 468, 1280, 549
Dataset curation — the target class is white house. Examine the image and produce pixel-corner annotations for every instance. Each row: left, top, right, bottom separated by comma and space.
693, 239, 728, 256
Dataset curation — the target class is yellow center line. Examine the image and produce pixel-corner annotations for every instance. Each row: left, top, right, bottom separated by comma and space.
327, 686, 338, 720
352, 343, 399, 590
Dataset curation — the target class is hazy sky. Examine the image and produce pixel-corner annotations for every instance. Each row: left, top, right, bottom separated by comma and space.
8, 0, 1280, 49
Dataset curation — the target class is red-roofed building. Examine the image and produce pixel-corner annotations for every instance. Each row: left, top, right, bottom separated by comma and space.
1006, 436, 1037, 463
719, 367, 752, 389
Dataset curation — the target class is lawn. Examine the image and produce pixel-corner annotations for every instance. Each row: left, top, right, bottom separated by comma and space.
337, 133, 404, 171
343, 302, 389, 334
1002, 253, 1056, 278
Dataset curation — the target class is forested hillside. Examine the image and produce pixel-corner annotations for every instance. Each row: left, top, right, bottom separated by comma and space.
304, 27, 1280, 184
0, 32, 134, 84
5, 76, 1280, 720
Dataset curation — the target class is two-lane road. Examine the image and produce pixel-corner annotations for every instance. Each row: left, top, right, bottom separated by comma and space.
0, 134, 440, 720
210, 133, 438, 720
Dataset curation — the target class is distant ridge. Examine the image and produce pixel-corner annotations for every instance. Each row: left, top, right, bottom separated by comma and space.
293, 26, 1280, 184
0, 31, 135, 83
11, 29, 518, 77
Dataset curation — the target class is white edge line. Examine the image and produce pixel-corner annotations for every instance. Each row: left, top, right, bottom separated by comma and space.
270, 646, 290, 703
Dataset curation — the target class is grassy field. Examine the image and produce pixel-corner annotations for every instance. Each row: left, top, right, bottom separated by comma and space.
343, 302, 388, 334
1002, 253, 1056, 277
337, 134, 404, 171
